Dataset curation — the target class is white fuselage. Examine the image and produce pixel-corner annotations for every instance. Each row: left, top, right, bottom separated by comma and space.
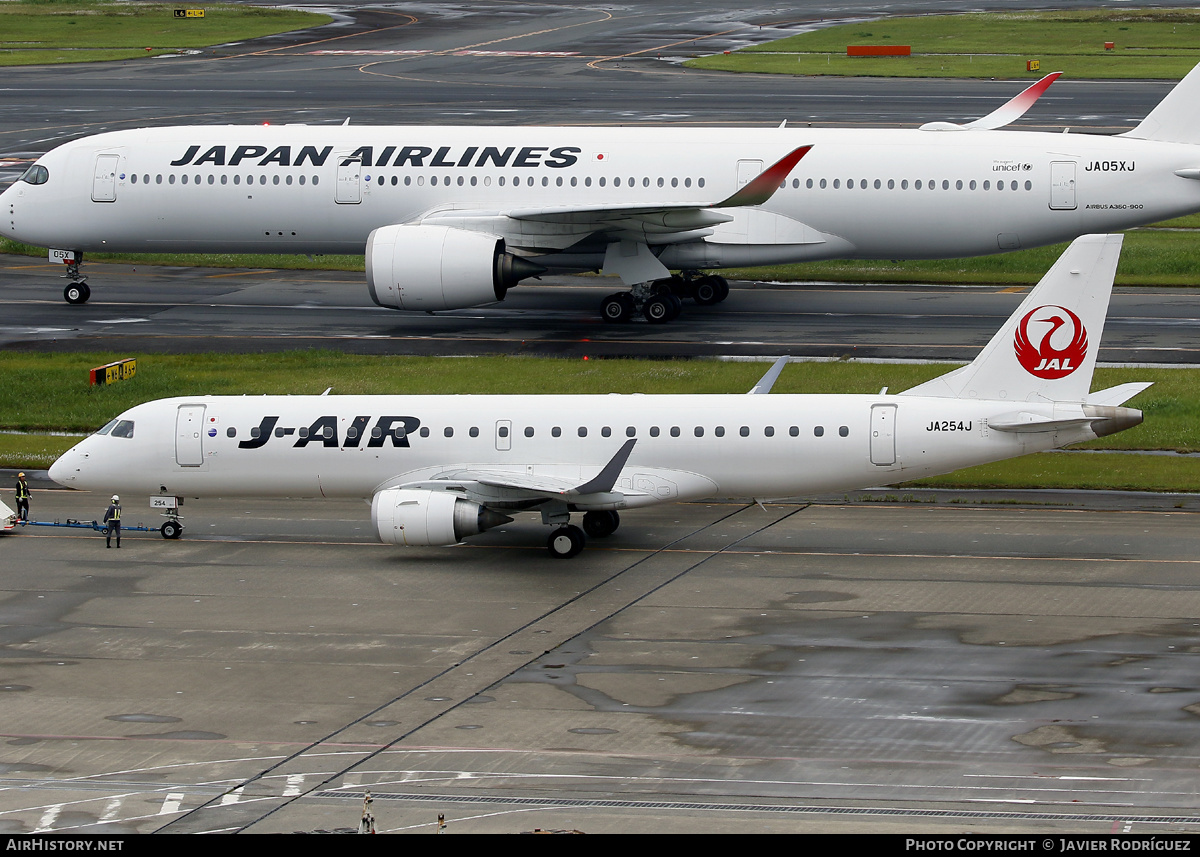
4, 125, 1198, 268
49, 392, 1098, 506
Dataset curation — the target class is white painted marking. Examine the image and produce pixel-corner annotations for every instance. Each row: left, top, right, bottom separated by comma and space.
158, 792, 184, 814
284, 773, 305, 796
34, 804, 61, 831
219, 786, 244, 805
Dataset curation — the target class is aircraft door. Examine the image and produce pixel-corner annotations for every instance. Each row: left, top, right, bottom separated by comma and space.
736, 159, 763, 189
92, 154, 120, 202
495, 420, 511, 451
1050, 161, 1077, 210
175, 404, 206, 467
335, 155, 362, 204
870, 404, 897, 466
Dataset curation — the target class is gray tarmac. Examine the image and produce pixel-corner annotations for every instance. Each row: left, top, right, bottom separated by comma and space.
3, 0, 1200, 836
2, 488, 1200, 835
5, 254, 1200, 363
3, 0, 1200, 183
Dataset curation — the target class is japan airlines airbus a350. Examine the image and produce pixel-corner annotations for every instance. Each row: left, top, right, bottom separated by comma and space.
5, 67, 1200, 322
49, 234, 1146, 557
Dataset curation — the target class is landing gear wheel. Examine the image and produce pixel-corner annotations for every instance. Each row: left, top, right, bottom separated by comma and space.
160, 520, 183, 540
712, 276, 730, 303
601, 292, 635, 323
693, 275, 722, 306
665, 292, 683, 320
642, 295, 673, 324
582, 510, 620, 539
64, 282, 90, 305
547, 524, 586, 558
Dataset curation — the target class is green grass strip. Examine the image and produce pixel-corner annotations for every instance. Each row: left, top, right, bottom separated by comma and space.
0, 1, 331, 66
686, 9, 1200, 79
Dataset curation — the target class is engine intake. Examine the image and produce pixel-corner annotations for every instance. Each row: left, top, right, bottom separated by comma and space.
366, 224, 545, 311
371, 487, 513, 546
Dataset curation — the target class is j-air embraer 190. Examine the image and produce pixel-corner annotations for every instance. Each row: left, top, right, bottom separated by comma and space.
6, 65, 1200, 322
48, 234, 1146, 558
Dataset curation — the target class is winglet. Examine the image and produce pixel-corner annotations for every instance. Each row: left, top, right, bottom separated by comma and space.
748, 356, 790, 394
714, 145, 812, 208
919, 72, 1061, 131
572, 439, 637, 495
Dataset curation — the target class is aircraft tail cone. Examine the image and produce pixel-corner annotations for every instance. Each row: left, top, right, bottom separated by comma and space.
1085, 405, 1144, 438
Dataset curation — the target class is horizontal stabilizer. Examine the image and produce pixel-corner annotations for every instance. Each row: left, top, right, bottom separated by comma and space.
990, 404, 1143, 437
1086, 382, 1153, 407
989, 412, 1092, 433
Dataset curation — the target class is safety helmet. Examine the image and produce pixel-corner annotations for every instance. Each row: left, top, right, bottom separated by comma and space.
111, 495, 119, 503
17, 472, 24, 478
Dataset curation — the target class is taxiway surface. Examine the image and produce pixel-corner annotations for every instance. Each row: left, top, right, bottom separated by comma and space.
2, 489, 1200, 834
4, 255, 1200, 363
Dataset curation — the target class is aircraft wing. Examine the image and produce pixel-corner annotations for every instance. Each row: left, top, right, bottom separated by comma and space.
399, 439, 640, 503
420, 146, 812, 247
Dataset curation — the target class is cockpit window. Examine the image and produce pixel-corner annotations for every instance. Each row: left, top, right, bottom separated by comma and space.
19, 164, 49, 185
94, 418, 134, 437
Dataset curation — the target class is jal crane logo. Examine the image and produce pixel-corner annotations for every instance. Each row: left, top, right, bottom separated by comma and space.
1014, 305, 1088, 379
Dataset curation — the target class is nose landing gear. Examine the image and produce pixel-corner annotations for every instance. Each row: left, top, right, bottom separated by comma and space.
64, 281, 91, 305
57, 252, 90, 304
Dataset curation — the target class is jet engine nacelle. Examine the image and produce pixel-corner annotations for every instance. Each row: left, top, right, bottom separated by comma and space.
371, 487, 513, 546
366, 224, 545, 311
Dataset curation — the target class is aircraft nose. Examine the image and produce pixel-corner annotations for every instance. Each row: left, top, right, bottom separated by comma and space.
48, 445, 83, 487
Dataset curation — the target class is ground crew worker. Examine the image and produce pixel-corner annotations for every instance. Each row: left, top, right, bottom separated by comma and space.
103, 494, 121, 548
14, 472, 30, 522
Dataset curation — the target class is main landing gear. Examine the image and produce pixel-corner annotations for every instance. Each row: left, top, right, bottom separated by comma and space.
61, 255, 90, 305
546, 510, 621, 558
600, 271, 730, 324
